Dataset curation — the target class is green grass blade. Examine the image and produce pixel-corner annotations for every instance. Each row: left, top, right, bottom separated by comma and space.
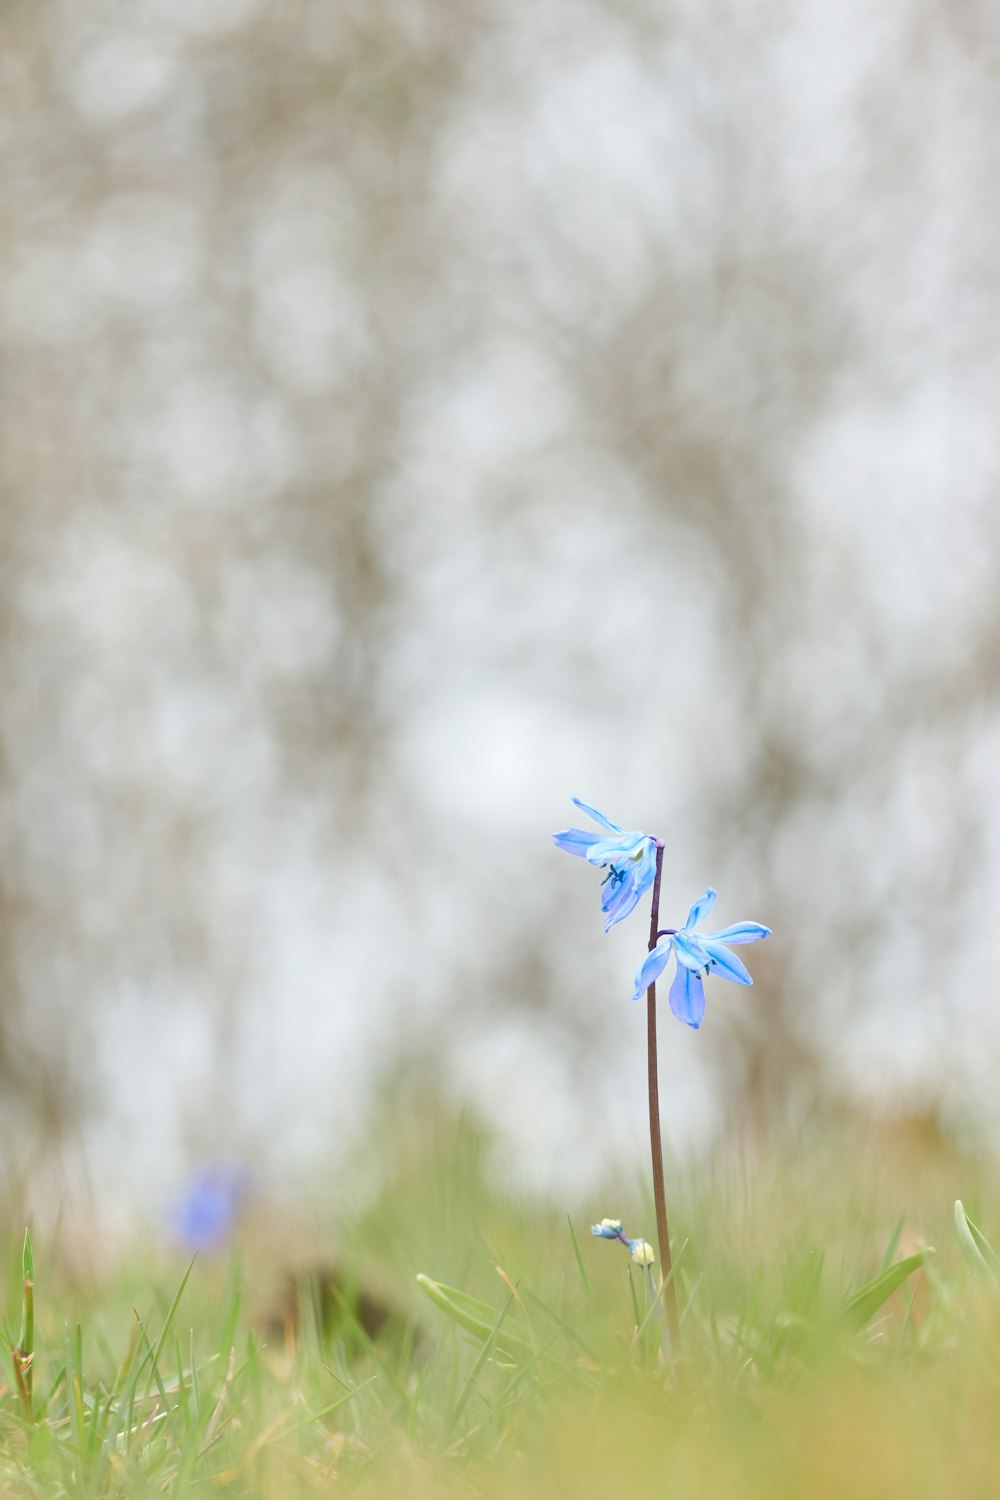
21, 1228, 35, 1285
324, 1283, 417, 1407
633, 1238, 690, 1344
520, 1285, 600, 1365
135, 1314, 178, 1439
173, 1332, 191, 1427
842, 1249, 934, 1331
416, 1275, 531, 1352
217, 1256, 242, 1365
679, 1271, 703, 1329
189, 1328, 201, 1423
566, 1217, 598, 1319
118, 1321, 156, 1451
626, 1263, 642, 1339
65, 1323, 85, 1453
444, 1286, 517, 1439
17, 1228, 35, 1413
137, 1257, 196, 1427
877, 1214, 906, 1275
954, 1200, 1000, 1283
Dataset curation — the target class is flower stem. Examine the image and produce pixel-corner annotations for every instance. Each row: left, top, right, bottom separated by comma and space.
646, 841, 681, 1355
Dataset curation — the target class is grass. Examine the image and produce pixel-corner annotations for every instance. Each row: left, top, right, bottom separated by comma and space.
3, 1115, 1000, 1497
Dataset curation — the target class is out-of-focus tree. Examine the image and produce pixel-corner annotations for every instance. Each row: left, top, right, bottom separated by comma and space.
0, 0, 999, 1215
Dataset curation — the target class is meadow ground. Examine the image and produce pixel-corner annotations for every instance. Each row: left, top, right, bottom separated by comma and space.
3, 1116, 1000, 1498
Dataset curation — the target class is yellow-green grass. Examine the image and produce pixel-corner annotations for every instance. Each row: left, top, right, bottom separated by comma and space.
2, 1115, 999, 1498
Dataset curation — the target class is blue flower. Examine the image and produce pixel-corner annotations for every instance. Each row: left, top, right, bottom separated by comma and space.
170, 1164, 249, 1251
553, 798, 659, 931
591, 1217, 656, 1265
633, 888, 771, 1030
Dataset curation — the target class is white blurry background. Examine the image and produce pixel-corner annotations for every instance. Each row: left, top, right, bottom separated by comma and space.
1, 0, 999, 1229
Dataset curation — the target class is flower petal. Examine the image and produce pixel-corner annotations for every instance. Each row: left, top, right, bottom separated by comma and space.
585, 832, 646, 865
584, 836, 628, 865
591, 1218, 623, 1238
633, 838, 658, 896
684, 888, 717, 930
603, 869, 643, 930
673, 931, 710, 971
668, 965, 706, 1029
704, 921, 771, 945
701, 940, 753, 985
571, 797, 624, 833
603, 840, 657, 923
552, 828, 602, 857
633, 941, 673, 999
628, 1239, 656, 1266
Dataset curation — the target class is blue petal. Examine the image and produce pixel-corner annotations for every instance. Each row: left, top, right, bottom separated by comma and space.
603, 840, 657, 925
633, 941, 673, 1000
172, 1167, 246, 1250
704, 921, 771, 945
585, 832, 645, 865
701, 941, 752, 985
552, 828, 601, 857
673, 931, 710, 971
585, 836, 628, 865
668, 965, 706, 1028
603, 870, 643, 930
572, 798, 625, 834
633, 838, 658, 897
684, 888, 717, 930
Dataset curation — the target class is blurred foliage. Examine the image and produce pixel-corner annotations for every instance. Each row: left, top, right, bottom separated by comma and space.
1, 1119, 1000, 1495
0, 0, 999, 1211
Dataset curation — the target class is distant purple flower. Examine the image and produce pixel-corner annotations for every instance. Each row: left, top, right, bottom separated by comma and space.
171, 1165, 248, 1251
633, 888, 770, 1030
553, 798, 659, 931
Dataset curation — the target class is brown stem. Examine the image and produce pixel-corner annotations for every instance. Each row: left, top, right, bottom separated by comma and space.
647, 842, 681, 1354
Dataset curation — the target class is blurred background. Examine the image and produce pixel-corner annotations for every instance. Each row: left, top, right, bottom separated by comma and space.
1, 0, 999, 1238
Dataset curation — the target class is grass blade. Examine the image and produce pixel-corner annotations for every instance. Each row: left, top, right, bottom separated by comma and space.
566, 1217, 598, 1319
954, 1200, 1000, 1284
416, 1275, 531, 1353
877, 1214, 905, 1275
137, 1256, 196, 1425
15, 1227, 35, 1416
843, 1249, 933, 1331
444, 1286, 517, 1440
